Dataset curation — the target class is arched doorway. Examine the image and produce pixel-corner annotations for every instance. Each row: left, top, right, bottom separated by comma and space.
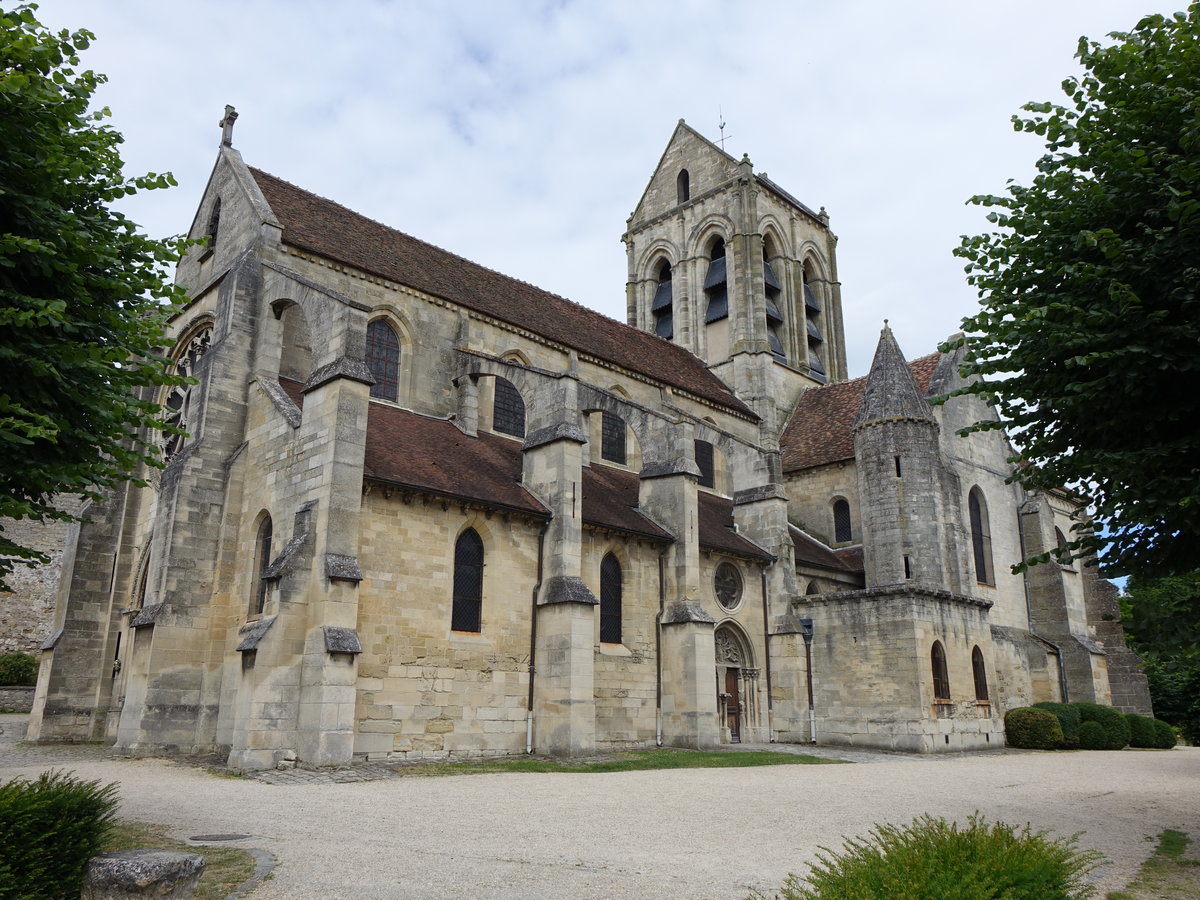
714, 623, 758, 744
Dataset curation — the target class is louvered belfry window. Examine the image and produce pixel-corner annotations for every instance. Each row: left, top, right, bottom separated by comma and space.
600, 553, 622, 644
763, 248, 787, 364
652, 260, 674, 339
366, 319, 400, 402
601, 411, 626, 464
492, 377, 526, 437
451, 529, 484, 633
704, 238, 728, 324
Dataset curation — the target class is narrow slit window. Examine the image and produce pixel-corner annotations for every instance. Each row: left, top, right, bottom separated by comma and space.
252, 515, 273, 616
451, 529, 484, 633
833, 499, 852, 543
969, 487, 994, 585
894, 455, 902, 477
972, 646, 989, 701
600, 553, 622, 643
932, 641, 950, 700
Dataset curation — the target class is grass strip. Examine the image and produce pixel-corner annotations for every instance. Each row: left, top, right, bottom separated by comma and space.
400, 748, 847, 776
103, 820, 258, 900
1108, 829, 1200, 900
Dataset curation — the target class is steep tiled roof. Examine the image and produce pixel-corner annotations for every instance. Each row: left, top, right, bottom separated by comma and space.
698, 493, 773, 560
582, 464, 672, 541
789, 526, 865, 574
781, 352, 940, 473
250, 168, 754, 420
363, 405, 549, 517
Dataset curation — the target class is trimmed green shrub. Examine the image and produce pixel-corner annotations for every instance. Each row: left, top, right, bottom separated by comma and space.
1078, 720, 1107, 750
1005, 706, 1064, 750
0, 770, 119, 900
751, 814, 1102, 900
1152, 718, 1178, 749
0, 651, 38, 686
1072, 702, 1130, 750
1126, 713, 1158, 748
1033, 701, 1081, 748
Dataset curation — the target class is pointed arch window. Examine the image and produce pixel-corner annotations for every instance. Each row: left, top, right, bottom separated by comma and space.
252, 515, 273, 616
162, 325, 214, 461
833, 498, 852, 543
694, 439, 715, 489
677, 169, 690, 204
600, 553, 623, 643
366, 319, 400, 402
972, 645, 989, 702
763, 246, 787, 363
451, 529, 484, 633
704, 237, 729, 324
969, 487, 994, 585
492, 377, 526, 437
652, 260, 674, 339
600, 411, 626, 465
931, 641, 950, 700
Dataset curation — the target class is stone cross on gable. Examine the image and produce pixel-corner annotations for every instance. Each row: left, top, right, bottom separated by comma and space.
220, 105, 239, 147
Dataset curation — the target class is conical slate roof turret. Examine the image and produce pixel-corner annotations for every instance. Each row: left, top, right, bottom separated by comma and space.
853, 322, 936, 428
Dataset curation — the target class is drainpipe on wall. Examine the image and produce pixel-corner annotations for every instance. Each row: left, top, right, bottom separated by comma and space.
655, 546, 669, 748
759, 566, 776, 742
799, 617, 816, 743
526, 520, 549, 754
1016, 500, 1069, 703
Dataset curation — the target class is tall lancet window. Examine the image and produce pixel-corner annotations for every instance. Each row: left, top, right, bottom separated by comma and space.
763, 246, 787, 363
652, 260, 674, 339
704, 237, 729, 324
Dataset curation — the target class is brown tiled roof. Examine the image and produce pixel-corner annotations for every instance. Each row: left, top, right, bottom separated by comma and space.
789, 526, 864, 574
698, 493, 773, 560
363, 405, 549, 517
249, 168, 754, 420
781, 352, 940, 473
582, 465, 672, 541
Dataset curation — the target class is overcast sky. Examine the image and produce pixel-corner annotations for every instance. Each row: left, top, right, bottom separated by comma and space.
40, 1, 1168, 376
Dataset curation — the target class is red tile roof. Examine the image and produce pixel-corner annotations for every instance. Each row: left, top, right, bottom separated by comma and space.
363, 404, 549, 517
781, 353, 940, 473
790, 526, 865, 574
698, 492, 773, 560
582, 464, 672, 541
250, 168, 754, 420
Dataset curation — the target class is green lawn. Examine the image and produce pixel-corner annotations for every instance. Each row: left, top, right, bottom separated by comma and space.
401, 748, 847, 776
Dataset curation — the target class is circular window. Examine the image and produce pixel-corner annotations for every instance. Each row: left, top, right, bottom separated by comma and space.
714, 562, 743, 610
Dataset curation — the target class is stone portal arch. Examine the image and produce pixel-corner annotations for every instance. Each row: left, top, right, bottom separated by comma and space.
714, 621, 760, 744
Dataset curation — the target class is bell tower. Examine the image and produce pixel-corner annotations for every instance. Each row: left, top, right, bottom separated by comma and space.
622, 121, 848, 429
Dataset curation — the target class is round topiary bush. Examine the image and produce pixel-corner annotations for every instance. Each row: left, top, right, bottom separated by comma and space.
1078, 720, 1107, 750
1126, 713, 1157, 749
0, 651, 38, 686
1152, 719, 1177, 749
1005, 707, 1064, 750
754, 814, 1102, 900
1072, 702, 1130, 750
1033, 701, 1081, 748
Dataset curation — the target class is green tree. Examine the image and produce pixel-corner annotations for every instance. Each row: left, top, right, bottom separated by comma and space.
0, 4, 187, 590
947, 7, 1200, 577
1120, 572, 1200, 744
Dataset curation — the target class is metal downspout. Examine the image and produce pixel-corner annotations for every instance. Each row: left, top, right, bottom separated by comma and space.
655, 547, 669, 747
526, 521, 549, 753
759, 566, 775, 742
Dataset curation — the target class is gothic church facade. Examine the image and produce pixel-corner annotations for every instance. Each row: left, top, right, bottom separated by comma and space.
28, 119, 1150, 767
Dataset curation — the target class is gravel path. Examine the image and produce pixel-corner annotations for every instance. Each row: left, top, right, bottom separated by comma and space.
2, 713, 1197, 899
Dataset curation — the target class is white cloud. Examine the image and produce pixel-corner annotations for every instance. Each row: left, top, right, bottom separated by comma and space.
39, 0, 1157, 374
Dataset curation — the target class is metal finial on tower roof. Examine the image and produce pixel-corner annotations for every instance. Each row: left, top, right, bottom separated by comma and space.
717, 108, 733, 151
220, 105, 239, 148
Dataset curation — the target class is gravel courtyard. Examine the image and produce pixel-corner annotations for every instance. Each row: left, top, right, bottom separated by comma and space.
2, 714, 1197, 899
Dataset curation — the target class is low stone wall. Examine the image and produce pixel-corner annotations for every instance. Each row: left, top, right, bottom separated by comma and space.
0, 685, 36, 713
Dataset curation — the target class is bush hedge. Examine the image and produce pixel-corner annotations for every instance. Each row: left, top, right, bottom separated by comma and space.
0, 770, 119, 900
0, 651, 38, 686
1152, 718, 1177, 749
753, 814, 1102, 900
1126, 714, 1158, 749
1078, 720, 1107, 750
1072, 702, 1130, 750
1005, 707, 1064, 750
1033, 702, 1081, 748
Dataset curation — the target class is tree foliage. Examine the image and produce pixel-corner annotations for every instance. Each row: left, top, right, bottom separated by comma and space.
1121, 572, 1200, 744
0, 4, 188, 590
947, 7, 1200, 577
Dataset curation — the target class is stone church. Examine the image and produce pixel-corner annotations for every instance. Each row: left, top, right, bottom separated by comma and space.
27, 116, 1150, 768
